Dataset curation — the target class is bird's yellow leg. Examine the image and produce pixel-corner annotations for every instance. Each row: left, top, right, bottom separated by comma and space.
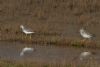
81, 39, 86, 43
25, 34, 27, 39
29, 35, 32, 40
21, 34, 24, 40
88, 39, 92, 43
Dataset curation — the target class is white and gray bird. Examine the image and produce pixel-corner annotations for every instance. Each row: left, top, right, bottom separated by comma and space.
20, 25, 35, 35
79, 51, 92, 60
20, 47, 34, 56
80, 28, 93, 39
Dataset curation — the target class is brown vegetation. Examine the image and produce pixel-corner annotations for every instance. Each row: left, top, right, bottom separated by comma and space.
0, 0, 100, 66
0, 58, 99, 67
0, 0, 99, 48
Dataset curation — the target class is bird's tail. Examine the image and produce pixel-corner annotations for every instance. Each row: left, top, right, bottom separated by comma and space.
92, 34, 96, 38
90, 34, 96, 41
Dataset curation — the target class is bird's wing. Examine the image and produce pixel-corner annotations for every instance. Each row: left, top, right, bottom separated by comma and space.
25, 28, 35, 33
83, 29, 93, 37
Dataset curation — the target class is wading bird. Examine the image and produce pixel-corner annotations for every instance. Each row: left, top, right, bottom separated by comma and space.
20, 47, 34, 56
20, 25, 35, 39
80, 28, 93, 39
79, 28, 95, 42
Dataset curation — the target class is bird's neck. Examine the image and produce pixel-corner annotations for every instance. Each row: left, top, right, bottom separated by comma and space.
21, 26, 25, 30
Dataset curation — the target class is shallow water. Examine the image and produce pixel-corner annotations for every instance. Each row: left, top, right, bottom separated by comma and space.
0, 41, 100, 63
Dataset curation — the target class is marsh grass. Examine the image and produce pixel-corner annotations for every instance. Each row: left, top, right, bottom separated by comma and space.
0, 0, 100, 66
0, 58, 99, 67
0, 0, 100, 48
0, 31, 98, 49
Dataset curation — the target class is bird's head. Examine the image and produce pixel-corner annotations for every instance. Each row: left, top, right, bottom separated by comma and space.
80, 28, 84, 33
20, 25, 24, 29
